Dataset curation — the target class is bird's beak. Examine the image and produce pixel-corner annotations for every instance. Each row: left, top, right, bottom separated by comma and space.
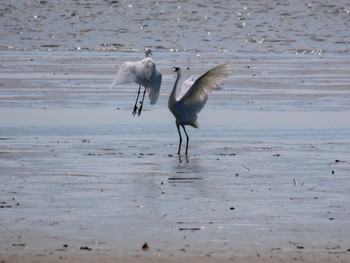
173, 67, 177, 72
149, 50, 153, 56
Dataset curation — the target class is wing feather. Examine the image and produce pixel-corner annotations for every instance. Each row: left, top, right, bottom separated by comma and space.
110, 53, 163, 107
148, 68, 162, 105
180, 63, 231, 113
110, 62, 137, 89
176, 75, 196, 101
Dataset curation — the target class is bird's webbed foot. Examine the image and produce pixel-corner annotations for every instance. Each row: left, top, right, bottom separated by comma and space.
132, 104, 138, 116
137, 103, 143, 116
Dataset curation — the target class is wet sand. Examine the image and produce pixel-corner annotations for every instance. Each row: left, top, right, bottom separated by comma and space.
0, 51, 350, 263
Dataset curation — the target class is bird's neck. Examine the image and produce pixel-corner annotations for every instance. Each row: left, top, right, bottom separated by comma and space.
169, 71, 181, 106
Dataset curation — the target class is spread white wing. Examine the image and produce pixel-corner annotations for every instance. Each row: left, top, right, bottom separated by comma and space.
110, 61, 137, 89
179, 63, 231, 113
176, 75, 196, 101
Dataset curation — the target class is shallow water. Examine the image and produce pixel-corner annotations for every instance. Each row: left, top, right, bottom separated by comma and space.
0, 52, 350, 261
1, 1, 350, 257
1, 0, 350, 54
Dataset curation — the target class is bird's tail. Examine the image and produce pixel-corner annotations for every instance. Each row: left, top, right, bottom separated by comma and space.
189, 121, 199, 128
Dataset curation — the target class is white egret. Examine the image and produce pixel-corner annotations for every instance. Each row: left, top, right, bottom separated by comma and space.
111, 48, 162, 116
168, 63, 231, 155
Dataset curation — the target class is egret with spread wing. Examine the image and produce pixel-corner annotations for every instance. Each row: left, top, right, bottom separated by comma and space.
168, 63, 231, 155
111, 48, 162, 116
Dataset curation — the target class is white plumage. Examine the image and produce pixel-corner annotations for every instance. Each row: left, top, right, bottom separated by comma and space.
168, 63, 231, 155
176, 75, 196, 100
111, 48, 162, 116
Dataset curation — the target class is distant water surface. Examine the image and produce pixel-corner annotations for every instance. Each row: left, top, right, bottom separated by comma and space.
1, 0, 349, 54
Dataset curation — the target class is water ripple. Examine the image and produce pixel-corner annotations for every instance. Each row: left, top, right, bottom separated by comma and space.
1, 0, 349, 54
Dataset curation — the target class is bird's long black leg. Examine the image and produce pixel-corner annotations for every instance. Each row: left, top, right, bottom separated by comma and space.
138, 87, 147, 116
132, 85, 141, 116
182, 125, 190, 155
176, 124, 182, 155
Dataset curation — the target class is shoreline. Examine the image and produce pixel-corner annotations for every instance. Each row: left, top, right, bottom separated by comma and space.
1, 52, 349, 262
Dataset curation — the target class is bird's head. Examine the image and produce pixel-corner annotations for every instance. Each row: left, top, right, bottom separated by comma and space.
145, 48, 153, 57
173, 66, 180, 72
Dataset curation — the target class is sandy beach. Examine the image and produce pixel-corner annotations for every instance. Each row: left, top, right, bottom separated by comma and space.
0, 51, 349, 263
